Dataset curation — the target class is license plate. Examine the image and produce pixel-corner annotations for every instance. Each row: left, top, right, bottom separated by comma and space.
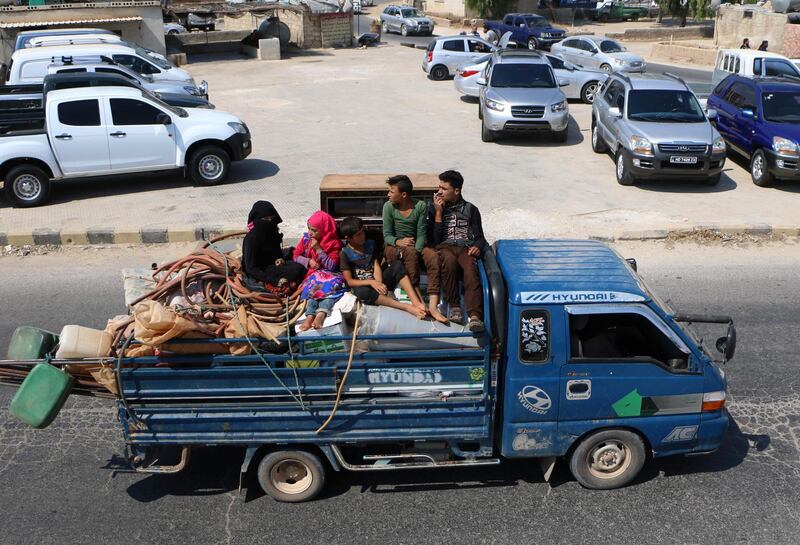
670, 156, 698, 164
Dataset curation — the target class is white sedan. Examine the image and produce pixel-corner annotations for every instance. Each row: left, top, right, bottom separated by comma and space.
454, 52, 609, 104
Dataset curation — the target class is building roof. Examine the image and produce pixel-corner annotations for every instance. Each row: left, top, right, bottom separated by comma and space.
495, 239, 650, 305
0, 16, 143, 29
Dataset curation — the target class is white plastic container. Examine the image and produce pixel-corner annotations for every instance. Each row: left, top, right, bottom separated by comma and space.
55, 326, 113, 359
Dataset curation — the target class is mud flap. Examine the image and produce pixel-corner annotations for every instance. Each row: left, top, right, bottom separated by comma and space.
238, 445, 260, 502
539, 456, 557, 483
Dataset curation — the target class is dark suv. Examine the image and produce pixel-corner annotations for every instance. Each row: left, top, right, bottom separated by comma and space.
707, 74, 800, 187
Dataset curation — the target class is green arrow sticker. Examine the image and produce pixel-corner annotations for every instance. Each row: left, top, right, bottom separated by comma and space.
612, 389, 643, 417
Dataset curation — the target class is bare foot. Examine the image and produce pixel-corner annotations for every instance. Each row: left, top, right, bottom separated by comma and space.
298, 315, 314, 332
429, 305, 449, 324
413, 302, 429, 316
312, 312, 327, 329
406, 304, 428, 320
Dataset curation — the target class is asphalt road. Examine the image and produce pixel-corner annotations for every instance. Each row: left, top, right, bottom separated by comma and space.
0, 241, 798, 544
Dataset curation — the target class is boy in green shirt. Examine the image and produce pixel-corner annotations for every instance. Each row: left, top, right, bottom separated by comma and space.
383, 175, 448, 323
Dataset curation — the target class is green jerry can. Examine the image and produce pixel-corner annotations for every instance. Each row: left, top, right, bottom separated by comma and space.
7, 326, 59, 360
10, 364, 74, 428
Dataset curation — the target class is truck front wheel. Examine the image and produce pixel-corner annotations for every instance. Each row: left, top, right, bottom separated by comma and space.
569, 429, 646, 489
188, 145, 230, 186
4, 164, 51, 208
257, 449, 326, 502
528, 37, 538, 50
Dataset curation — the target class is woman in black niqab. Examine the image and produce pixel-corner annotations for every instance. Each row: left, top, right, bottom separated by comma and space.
242, 201, 306, 294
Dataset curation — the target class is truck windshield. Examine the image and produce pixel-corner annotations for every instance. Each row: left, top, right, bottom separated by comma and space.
525, 17, 549, 27
762, 92, 800, 123
600, 40, 624, 53
491, 64, 555, 88
627, 90, 705, 122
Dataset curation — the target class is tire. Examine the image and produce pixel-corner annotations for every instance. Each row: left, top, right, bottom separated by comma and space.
4, 164, 51, 208
257, 450, 326, 502
591, 122, 608, 153
528, 37, 538, 50
581, 80, 600, 104
599, 13, 609, 22
168, 30, 179, 35
478, 103, 483, 120
569, 429, 646, 490
381, 21, 389, 34
188, 145, 230, 186
401, 24, 408, 37
600, 63, 613, 73
615, 148, 637, 186
430, 64, 449, 81
481, 117, 495, 142
750, 149, 774, 187
703, 173, 721, 186
553, 127, 569, 143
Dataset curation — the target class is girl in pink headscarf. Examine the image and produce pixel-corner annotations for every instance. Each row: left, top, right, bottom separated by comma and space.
293, 211, 346, 330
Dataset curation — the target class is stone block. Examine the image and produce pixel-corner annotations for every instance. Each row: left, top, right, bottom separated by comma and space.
258, 38, 281, 60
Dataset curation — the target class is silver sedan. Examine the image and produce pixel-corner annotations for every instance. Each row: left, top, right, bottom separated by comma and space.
454, 52, 608, 104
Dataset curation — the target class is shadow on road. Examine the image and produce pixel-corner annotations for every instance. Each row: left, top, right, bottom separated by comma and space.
726, 153, 800, 194
493, 116, 584, 148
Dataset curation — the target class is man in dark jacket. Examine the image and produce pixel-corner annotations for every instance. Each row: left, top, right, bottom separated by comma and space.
429, 170, 487, 332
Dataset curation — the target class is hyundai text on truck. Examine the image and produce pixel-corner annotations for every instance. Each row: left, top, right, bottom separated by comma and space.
0, 85, 251, 207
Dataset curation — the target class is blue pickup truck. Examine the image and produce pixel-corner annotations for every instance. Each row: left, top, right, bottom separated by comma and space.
707, 74, 800, 187
92, 239, 734, 502
483, 13, 566, 50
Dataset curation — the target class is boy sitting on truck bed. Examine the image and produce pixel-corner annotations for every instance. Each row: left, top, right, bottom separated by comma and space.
339, 216, 428, 319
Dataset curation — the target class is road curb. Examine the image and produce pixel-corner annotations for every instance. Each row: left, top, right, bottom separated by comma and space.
2, 224, 798, 249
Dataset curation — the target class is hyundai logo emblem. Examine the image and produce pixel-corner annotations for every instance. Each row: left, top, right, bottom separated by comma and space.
524, 109, 535, 114
679, 145, 688, 151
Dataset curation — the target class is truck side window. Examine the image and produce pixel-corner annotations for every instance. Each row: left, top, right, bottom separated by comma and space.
110, 98, 164, 126
764, 59, 799, 78
57, 99, 100, 126
519, 310, 549, 364
96, 67, 136, 81
569, 313, 688, 370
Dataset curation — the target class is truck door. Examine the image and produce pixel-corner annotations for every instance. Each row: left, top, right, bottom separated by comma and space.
500, 305, 563, 458
559, 304, 705, 453
104, 97, 177, 171
47, 97, 111, 175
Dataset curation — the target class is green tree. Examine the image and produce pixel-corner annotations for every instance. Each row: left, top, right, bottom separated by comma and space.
465, 0, 515, 19
658, 0, 690, 27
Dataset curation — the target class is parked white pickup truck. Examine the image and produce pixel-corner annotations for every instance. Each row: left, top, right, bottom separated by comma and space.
0, 85, 251, 207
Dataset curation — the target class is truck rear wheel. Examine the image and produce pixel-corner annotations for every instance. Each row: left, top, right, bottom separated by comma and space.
569, 429, 646, 489
257, 449, 326, 502
188, 145, 230, 186
4, 164, 51, 208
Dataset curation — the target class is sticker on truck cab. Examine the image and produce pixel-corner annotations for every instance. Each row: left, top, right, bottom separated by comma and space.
521, 291, 646, 303
517, 385, 552, 414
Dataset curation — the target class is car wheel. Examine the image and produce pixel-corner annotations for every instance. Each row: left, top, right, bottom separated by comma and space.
581, 81, 600, 104
168, 29, 179, 35
401, 24, 408, 37
189, 145, 230, 186
4, 164, 52, 208
569, 429, 646, 490
257, 450, 326, 502
430, 64, 449, 81
528, 37, 538, 50
381, 21, 389, 34
591, 122, 608, 153
750, 149, 774, 187
615, 148, 637, 186
600, 63, 613, 73
553, 127, 569, 143
703, 173, 722, 186
478, 103, 483, 120
599, 13, 610, 22
481, 117, 495, 142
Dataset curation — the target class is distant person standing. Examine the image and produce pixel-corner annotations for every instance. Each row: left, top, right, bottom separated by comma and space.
758, 40, 769, 51
740, 38, 750, 49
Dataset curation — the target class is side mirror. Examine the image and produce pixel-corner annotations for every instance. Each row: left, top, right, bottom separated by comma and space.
608, 106, 622, 118
156, 112, 172, 125
591, 50, 598, 55
715, 321, 736, 362
741, 108, 755, 119
706, 108, 718, 120
558, 78, 569, 87
476, 77, 486, 86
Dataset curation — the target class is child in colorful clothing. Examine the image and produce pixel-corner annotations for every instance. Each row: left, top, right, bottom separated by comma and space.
294, 211, 346, 331
338, 216, 428, 319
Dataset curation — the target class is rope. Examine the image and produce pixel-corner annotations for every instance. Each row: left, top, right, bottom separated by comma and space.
115, 333, 141, 425
315, 301, 362, 434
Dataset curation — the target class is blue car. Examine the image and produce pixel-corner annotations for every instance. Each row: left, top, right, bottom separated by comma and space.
707, 74, 800, 187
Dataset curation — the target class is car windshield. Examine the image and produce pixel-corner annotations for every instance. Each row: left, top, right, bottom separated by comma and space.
525, 17, 549, 27
133, 44, 171, 69
141, 89, 188, 117
627, 90, 705, 122
762, 92, 800, 123
401, 8, 423, 17
599, 40, 624, 53
491, 64, 555, 88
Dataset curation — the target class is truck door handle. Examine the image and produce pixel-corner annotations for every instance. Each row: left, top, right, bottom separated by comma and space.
54, 133, 72, 140
110, 131, 127, 137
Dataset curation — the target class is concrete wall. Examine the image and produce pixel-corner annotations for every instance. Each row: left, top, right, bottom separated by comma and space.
425, 0, 468, 19
223, 8, 351, 49
651, 41, 718, 67
0, 3, 165, 65
714, 4, 786, 53
319, 12, 353, 48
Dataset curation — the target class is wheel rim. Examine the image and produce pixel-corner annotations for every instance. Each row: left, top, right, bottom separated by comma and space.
270, 459, 313, 495
584, 83, 598, 103
616, 154, 625, 179
602, 64, 612, 73
13, 174, 41, 201
592, 126, 598, 147
587, 440, 632, 479
528, 39, 536, 50
198, 154, 224, 181
401, 25, 407, 36
382, 22, 388, 32
752, 155, 764, 180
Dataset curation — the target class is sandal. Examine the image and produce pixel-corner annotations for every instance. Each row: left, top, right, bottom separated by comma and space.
468, 318, 485, 333
449, 308, 464, 324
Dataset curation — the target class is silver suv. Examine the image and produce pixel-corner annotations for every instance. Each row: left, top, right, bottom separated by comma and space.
478, 49, 570, 143
591, 73, 727, 186
380, 5, 434, 37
